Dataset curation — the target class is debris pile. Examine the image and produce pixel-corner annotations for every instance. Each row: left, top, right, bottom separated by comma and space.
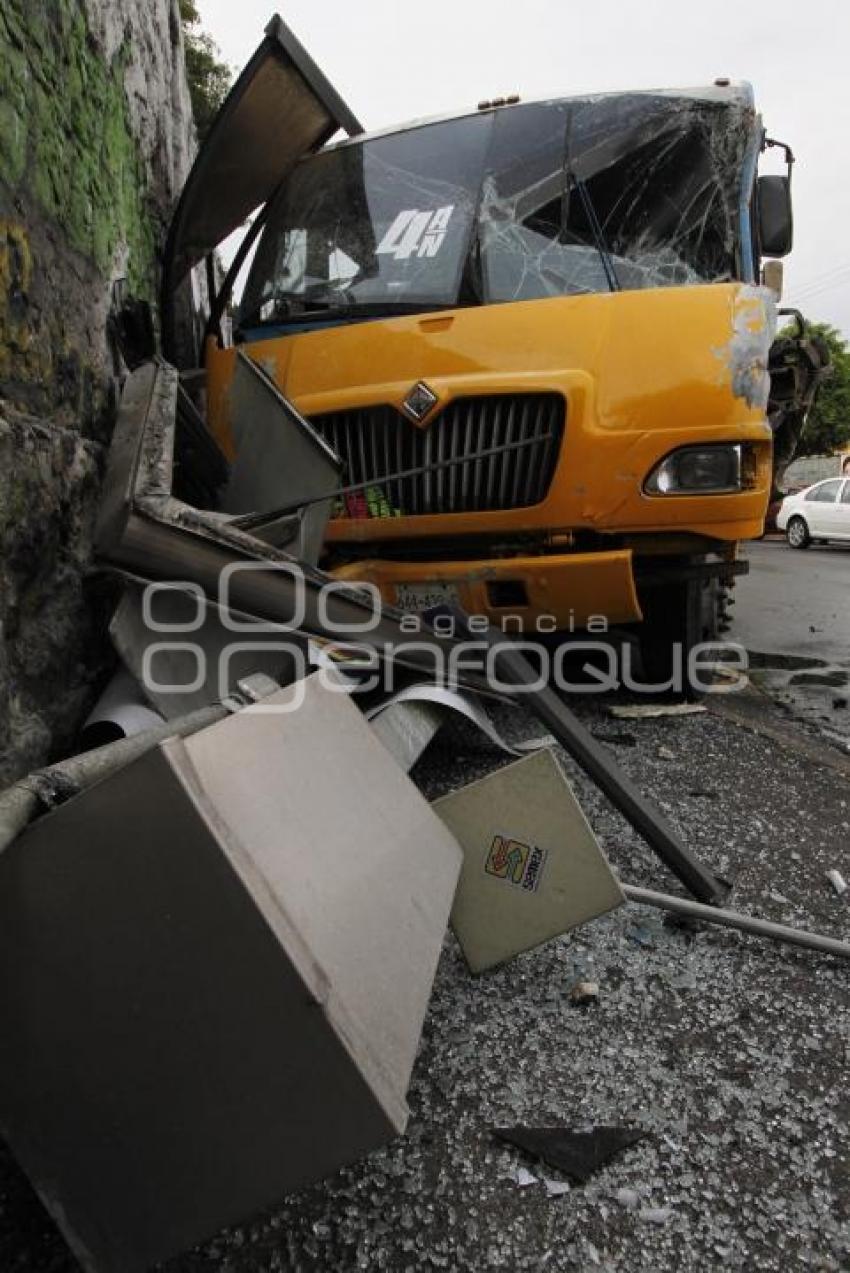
0, 360, 847, 1273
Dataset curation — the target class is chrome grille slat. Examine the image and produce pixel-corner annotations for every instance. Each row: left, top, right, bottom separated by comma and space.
447, 401, 459, 512
522, 405, 544, 508
308, 394, 564, 520
369, 411, 378, 509
379, 406, 389, 512
461, 400, 475, 513
498, 399, 517, 507
356, 413, 368, 493
395, 412, 404, 514
421, 426, 432, 514
534, 398, 558, 499
485, 398, 500, 509
435, 405, 446, 512
510, 400, 530, 508
472, 399, 486, 509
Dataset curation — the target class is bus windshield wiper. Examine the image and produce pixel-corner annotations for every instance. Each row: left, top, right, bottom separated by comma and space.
571, 173, 620, 293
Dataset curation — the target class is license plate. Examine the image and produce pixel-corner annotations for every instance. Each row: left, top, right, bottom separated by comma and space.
395, 582, 460, 613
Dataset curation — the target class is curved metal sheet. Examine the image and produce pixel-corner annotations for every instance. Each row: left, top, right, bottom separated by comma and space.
162, 13, 362, 362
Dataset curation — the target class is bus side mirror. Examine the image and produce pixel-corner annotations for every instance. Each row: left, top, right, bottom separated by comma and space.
757, 174, 793, 257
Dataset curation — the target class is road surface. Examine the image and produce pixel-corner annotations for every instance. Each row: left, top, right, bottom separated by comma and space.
732, 538, 850, 746
734, 538, 850, 665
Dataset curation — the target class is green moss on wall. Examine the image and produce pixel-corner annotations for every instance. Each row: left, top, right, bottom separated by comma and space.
0, 0, 158, 297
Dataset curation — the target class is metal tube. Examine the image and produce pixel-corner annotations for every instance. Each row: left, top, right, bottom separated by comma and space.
0, 702, 231, 857
623, 883, 850, 961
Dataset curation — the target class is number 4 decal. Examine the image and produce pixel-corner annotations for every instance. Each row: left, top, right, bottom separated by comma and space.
377, 206, 455, 260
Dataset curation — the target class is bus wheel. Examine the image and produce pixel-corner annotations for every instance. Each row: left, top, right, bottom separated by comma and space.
638, 574, 720, 700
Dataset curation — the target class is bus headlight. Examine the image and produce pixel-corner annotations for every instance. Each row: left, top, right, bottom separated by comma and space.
645, 444, 743, 495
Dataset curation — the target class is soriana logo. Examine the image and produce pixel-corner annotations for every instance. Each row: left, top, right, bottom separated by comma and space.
484, 835, 547, 892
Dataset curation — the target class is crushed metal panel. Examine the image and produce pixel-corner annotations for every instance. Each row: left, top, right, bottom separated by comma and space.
162, 14, 363, 362
434, 748, 624, 973
0, 675, 460, 1273
222, 351, 342, 562
369, 698, 443, 770
94, 360, 174, 549
182, 675, 461, 1088
110, 577, 305, 719
94, 360, 424, 653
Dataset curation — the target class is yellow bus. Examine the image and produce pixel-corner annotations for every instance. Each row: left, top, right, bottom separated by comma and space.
161, 18, 810, 686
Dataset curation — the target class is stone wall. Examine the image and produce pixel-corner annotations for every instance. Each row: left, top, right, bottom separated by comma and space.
0, 0, 197, 782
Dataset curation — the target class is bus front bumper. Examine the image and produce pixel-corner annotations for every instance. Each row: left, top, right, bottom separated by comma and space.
331, 549, 643, 630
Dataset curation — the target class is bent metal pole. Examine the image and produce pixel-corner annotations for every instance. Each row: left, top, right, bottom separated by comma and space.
623, 884, 850, 961
0, 703, 229, 857
0, 675, 280, 857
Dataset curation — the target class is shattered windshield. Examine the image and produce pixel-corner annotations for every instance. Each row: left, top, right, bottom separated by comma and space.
240, 93, 754, 326
479, 95, 750, 300
240, 115, 492, 324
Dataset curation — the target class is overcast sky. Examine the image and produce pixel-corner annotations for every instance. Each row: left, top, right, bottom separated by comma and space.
197, 0, 850, 337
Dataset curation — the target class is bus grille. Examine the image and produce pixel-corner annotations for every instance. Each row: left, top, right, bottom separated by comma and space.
308, 393, 565, 519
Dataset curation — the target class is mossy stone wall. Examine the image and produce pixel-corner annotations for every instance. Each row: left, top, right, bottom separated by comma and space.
0, 0, 196, 782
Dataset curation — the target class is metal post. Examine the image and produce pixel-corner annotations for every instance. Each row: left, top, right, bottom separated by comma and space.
0, 702, 233, 856
623, 883, 850, 960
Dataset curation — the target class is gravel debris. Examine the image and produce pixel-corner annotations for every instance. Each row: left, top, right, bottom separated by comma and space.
640, 1206, 674, 1225
826, 869, 847, 896
569, 979, 601, 1006
1, 695, 848, 1272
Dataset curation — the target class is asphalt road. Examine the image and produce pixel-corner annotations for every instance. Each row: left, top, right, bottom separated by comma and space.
732, 538, 850, 747
734, 538, 850, 665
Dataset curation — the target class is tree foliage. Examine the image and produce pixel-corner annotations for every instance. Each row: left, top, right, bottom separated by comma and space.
790, 322, 850, 457
179, 1, 232, 141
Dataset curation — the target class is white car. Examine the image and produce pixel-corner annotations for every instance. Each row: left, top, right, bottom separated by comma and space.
776, 477, 850, 548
